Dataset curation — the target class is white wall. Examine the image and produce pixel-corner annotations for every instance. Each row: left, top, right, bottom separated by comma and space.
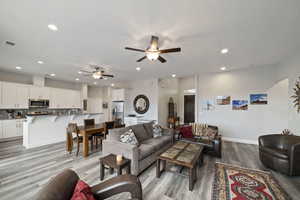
121, 79, 159, 121
279, 54, 300, 134
158, 78, 179, 127
196, 65, 291, 144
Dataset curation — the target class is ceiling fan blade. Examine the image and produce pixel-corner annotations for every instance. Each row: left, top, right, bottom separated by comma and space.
158, 56, 167, 63
102, 74, 114, 78
150, 35, 159, 49
160, 48, 181, 54
137, 56, 147, 62
125, 47, 145, 52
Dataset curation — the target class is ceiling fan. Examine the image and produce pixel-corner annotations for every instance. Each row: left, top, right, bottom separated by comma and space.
125, 35, 181, 63
79, 65, 114, 79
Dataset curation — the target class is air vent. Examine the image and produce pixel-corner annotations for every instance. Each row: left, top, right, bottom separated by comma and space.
5, 41, 15, 46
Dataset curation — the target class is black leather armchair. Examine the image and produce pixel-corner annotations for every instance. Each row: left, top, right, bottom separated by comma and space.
259, 134, 300, 176
35, 169, 143, 200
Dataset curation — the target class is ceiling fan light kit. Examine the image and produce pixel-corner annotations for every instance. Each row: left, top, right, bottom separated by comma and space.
79, 65, 114, 80
125, 35, 181, 63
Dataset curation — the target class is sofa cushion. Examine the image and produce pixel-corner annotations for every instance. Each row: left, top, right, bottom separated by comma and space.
71, 180, 96, 200
138, 144, 156, 160
260, 147, 289, 160
108, 127, 131, 141
138, 136, 172, 160
143, 121, 154, 137
131, 124, 151, 142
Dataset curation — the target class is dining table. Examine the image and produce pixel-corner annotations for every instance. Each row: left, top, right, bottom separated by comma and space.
77, 123, 105, 157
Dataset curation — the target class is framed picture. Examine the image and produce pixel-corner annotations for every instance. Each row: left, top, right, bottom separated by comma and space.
250, 94, 268, 104
232, 100, 248, 110
202, 100, 215, 111
216, 96, 231, 105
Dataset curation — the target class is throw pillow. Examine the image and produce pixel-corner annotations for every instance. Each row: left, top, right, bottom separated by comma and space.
71, 180, 96, 200
153, 124, 162, 138
120, 129, 139, 145
180, 126, 193, 138
207, 127, 217, 140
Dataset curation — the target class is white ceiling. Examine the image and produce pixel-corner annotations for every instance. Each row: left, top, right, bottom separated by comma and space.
1, 0, 300, 86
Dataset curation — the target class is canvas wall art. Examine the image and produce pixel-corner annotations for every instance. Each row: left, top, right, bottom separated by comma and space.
216, 96, 231, 105
232, 100, 248, 110
202, 100, 215, 111
250, 94, 268, 104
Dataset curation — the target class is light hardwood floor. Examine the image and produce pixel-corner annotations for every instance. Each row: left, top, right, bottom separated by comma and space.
0, 139, 299, 200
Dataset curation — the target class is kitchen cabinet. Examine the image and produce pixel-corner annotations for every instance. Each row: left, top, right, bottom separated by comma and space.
50, 88, 81, 108
29, 86, 50, 100
1, 82, 29, 109
112, 89, 125, 102
1, 119, 23, 138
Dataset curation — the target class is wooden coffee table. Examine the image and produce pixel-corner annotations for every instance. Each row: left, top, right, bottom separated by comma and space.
156, 141, 204, 191
99, 154, 131, 180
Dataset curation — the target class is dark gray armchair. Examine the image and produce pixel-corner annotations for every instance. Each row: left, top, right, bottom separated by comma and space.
259, 134, 300, 176
35, 169, 143, 200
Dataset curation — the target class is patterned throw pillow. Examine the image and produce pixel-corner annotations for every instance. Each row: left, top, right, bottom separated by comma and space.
120, 129, 139, 145
207, 127, 217, 140
153, 124, 162, 138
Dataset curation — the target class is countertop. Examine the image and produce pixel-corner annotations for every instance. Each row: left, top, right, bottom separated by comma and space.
0, 118, 26, 121
25, 113, 103, 117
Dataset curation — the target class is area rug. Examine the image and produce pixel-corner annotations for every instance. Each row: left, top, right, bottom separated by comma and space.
212, 162, 291, 200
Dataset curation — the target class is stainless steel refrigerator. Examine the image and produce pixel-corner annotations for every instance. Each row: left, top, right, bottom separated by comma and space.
112, 101, 124, 124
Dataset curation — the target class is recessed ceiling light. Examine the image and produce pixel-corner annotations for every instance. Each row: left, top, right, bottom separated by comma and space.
111, 83, 115, 87
50, 73, 56, 77
78, 71, 82, 74
94, 82, 97, 85
15, 66, 22, 70
48, 24, 58, 31
172, 74, 176, 78
37, 60, 44, 64
75, 78, 80, 81
136, 67, 141, 71
221, 48, 229, 54
220, 66, 227, 71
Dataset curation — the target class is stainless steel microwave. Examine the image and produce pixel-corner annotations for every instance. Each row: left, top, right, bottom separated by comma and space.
29, 99, 49, 108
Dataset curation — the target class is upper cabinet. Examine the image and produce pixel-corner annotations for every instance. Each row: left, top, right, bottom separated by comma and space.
1, 82, 29, 109
112, 89, 125, 101
29, 86, 50, 99
50, 88, 81, 109
0, 81, 81, 109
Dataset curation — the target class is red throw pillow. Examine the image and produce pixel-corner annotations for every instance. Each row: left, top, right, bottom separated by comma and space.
71, 180, 96, 200
180, 126, 193, 138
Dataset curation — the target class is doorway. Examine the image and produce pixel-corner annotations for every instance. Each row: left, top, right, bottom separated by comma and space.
184, 95, 195, 124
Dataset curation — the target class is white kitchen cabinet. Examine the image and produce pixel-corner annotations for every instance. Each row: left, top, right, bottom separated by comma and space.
29, 86, 50, 100
0, 82, 2, 107
1, 82, 29, 109
50, 88, 81, 109
2, 120, 18, 138
112, 89, 125, 101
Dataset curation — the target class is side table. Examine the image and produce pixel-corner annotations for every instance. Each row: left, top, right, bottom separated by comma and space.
99, 154, 131, 180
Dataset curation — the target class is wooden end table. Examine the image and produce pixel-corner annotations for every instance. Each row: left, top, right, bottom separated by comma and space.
156, 141, 204, 191
99, 154, 131, 180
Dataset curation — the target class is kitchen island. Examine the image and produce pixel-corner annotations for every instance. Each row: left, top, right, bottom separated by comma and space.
23, 113, 104, 148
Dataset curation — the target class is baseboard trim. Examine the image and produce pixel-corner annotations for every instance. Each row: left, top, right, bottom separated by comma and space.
0, 136, 22, 143
222, 137, 258, 145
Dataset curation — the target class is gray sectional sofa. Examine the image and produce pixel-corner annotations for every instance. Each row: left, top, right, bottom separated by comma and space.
102, 122, 174, 175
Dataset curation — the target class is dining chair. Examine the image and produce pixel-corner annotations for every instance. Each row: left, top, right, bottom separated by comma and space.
84, 119, 105, 150
66, 123, 94, 156
105, 121, 115, 136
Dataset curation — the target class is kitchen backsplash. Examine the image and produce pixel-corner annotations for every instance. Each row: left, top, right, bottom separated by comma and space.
0, 108, 83, 120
